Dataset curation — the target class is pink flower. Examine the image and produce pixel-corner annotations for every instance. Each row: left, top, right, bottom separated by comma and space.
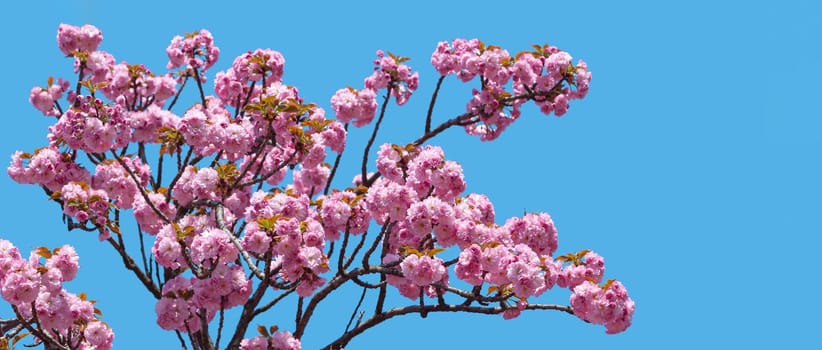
84, 321, 114, 350
190, 227, 239, 265
376, 143, 408, 184
330, 87, 377, 127
557, 251, 606, 289
570, 280, 635, 334
292, 164, 330, 196
130, 105, 180, 143
321, 120, 347, 154
60, 181, 110, 231
92, 156, 150, 209
57, 24, 102, 55
455, 244, 483, 285
172, 166, 219, 206
7, 147, 91, 192
399, 254, 446, 287
270, 330, 301, 350
1, 263, 39, 305
133, 192, 175, 235
29, 85, 60, 116
505, 213, 558, 256
365, 177, 417, 225
44, 245, 79, 282
152, 224, 184, 268
241, 336, 268, 350
166, 29, 220, 73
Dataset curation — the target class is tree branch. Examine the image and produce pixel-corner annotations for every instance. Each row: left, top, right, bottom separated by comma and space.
323, 302, 574, 350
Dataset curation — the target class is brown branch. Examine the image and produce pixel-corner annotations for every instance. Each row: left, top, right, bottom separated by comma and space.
111, 151, 171, 224
323, 302, 574, 350
106, 236, 162, 299
361, 86, 393, 183
212, 202, 266, 281
425, 76, 446, 134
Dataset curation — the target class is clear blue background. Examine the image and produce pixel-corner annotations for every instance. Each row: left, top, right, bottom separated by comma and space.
1, 1, 819, 349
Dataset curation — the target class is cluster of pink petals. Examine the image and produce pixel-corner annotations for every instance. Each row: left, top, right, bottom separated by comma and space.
556, 251, 606, 289
57, 23, 102, 56
0, 239, 114, 349
130, 105, 180, 143
364, 50, 419, 105
60, 181, 111, 238
172, 165, 220, 207
242, 191, 330, 296
29, 77, 69, 116
570, 280, 635, 334
100, 63, 178, 108
7, 146, 90, 192
155, 265, 251, 332
178, 99, 254, 159
133, 191, 176, 235
330, 87, 378, 127
399, 253, 446, 287
431, 39, 592, 140
91, 156, 151, 209
330, 50, 419, 127
48, 94, 131, 153
355, 144, 569, 308
240, 331, 301, 350
166, 29, 220, 74
215, 48, 285, 106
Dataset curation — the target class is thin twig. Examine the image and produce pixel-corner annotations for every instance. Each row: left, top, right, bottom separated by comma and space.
361, 86, 393, 183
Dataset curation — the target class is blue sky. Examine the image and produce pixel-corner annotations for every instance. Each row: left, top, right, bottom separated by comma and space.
1, 1, 820, 349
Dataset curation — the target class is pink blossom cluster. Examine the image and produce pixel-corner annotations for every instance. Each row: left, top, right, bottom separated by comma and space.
59, 24, 180, 110
242, 190, 330, 296
151, 214, 233, 269
570, 280, 635, 334
172, 165, 220, 207
91, 156, 150, 209
330, 87, 378, 127
133, 191, 176, 235
431, 39, 592, 140
57, 23, 102, 56
60, 181, 111, 238
48, 94, 131, 153
166, 29, 220, 75
240, 330, 301, 350
317, 189, 370, 240
330, 50, 419, 127
353, 144, 567, 307
155, 265, 251, 331
556, 250, 606, 289
178, 99, 254, 159
7, 146, 90, 192
98, 63, 178, 108
130, 105, 180, 143
0, 239, 114, 349
364, 50, 419, 105
215, 48, 286, 106
29, 77, 69, 116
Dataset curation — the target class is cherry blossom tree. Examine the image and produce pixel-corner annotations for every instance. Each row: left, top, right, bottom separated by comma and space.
1, 24, 633, 350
